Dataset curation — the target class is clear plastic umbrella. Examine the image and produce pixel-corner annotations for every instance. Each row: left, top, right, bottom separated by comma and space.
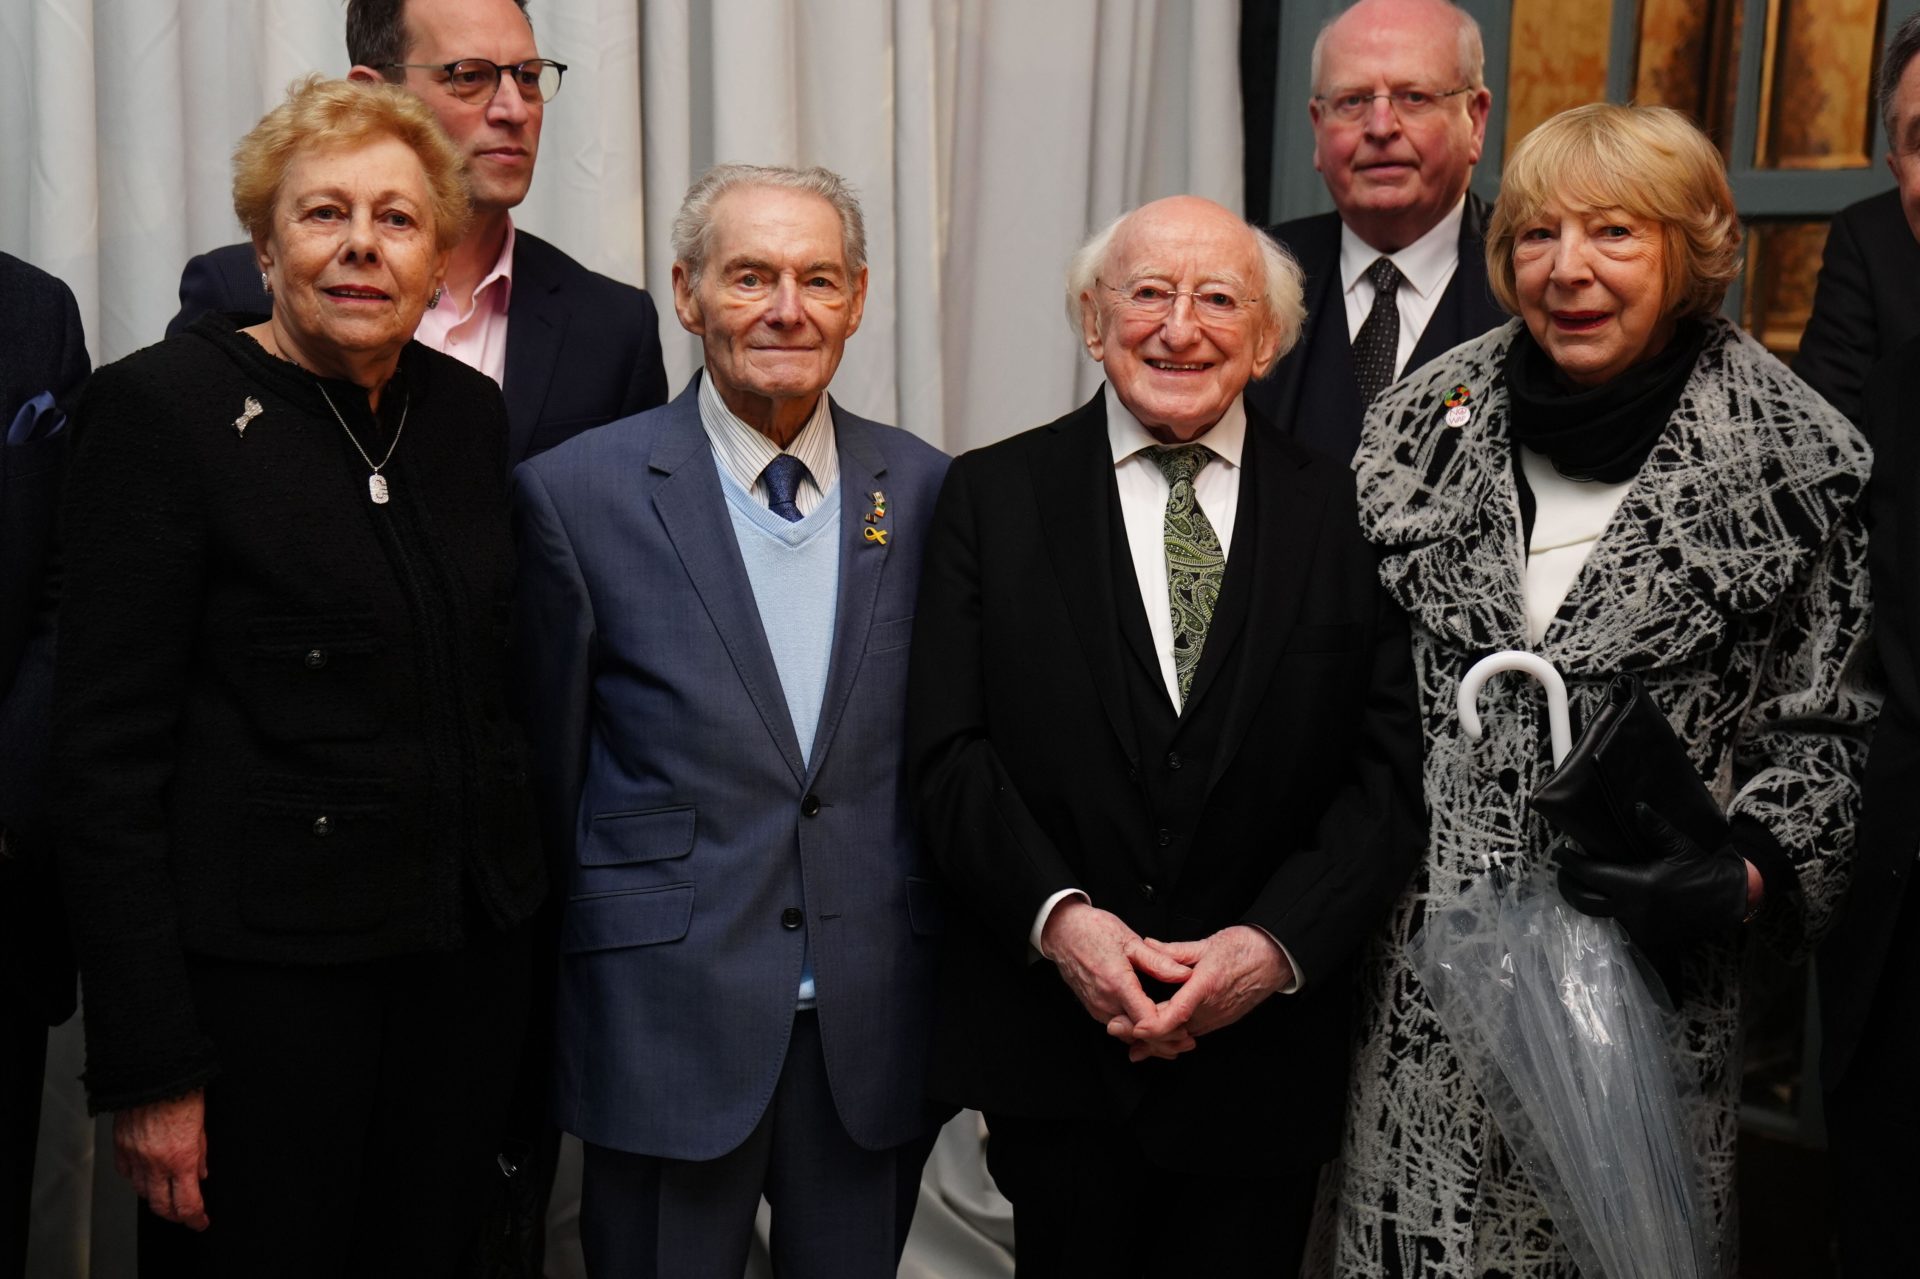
1407, 651, 1710, 1279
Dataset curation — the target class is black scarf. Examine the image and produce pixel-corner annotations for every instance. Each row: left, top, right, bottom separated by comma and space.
1505, 317, 1707, 483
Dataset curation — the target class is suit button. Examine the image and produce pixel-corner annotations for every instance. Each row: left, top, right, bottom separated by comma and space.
312, 815, 332, 837
304, 648, 328, 670
1156, 828, 1172, 848
1166, 751, 1182, 770
781, 907, 804, 929
1127, 768, 1141, 786
1138, 882, 1157, 902
800, 794, 822, 818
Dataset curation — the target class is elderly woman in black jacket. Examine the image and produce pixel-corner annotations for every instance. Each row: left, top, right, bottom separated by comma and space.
54, 76, 543, 1274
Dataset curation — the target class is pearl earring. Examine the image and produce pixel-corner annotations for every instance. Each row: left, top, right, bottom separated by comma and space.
260, 271, 272, 296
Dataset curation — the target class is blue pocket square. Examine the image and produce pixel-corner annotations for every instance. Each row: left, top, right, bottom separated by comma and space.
6, 392, 66, 446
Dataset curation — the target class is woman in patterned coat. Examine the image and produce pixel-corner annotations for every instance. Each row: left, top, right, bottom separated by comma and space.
1322, 103, 1874, 1276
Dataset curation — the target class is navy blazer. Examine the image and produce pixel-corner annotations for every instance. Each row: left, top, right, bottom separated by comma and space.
166, 232, 669, 464
1794, 188, 1920, 429
513, 381, 949, 1159
1822, 330, 1920, 1087
1248, 193, 1505, 460
1, 253, 88, 1027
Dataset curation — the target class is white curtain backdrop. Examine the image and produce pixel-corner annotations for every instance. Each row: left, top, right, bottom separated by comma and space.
0, 0, 1242, 451
7, 0, 1243, 1274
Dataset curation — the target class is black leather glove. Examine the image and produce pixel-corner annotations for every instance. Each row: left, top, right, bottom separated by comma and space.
1557, 802, 1751, 954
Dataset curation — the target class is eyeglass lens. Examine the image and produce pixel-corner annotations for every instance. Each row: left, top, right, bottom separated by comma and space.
1117, 286, 1244, 321
448, 59, 564, 103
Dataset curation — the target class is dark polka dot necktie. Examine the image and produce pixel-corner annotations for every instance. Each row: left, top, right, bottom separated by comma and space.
1151, 444, 1223, 705
762, 453, 809, 522
1352, 256, 1405, 407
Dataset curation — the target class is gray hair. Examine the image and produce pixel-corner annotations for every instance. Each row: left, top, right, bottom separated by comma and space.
671, 163, 867, 284
1309, 0, 1485, 93
1064, 208, 1308, 368
1882, 11, 1920, 148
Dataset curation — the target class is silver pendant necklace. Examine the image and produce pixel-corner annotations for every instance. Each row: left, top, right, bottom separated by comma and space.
316, 383, 409, 504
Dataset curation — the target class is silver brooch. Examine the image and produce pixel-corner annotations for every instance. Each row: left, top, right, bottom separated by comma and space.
233, 396, 264, 437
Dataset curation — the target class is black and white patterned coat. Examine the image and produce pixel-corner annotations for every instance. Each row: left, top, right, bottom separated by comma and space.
1320, 317, 1875, 1277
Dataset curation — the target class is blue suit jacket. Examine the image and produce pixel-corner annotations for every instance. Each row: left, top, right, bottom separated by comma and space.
2, 253, 88, 1028
512, 380, 949, 1159
166, 232, 669, 465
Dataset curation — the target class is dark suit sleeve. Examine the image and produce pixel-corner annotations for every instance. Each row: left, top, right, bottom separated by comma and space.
1796, 210, 1876, 426
1240, 544, 1425, 982
511, 462, 596, 873
51, 278, 89, 407
908, 457, 1084, 956
166, 247, 267, 339
0, 265, 86, 1025
53, 363, 219, 1110
617, 289, 670, 416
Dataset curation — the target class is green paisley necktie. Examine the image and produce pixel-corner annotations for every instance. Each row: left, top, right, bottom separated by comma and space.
1151, 444, 1223, 704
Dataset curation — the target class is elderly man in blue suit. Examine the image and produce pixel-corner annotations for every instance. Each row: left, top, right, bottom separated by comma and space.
513, 163, 948, 1278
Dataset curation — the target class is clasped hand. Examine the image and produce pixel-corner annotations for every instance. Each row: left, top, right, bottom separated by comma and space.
1040, 901, 1292, 1064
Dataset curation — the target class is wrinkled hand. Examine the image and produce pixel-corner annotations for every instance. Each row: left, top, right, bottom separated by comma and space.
1558, 803, 1752, 953
113, 1091, 210, 1230
1041, 901, 1196, 1060
1122, 926, 1292, 1062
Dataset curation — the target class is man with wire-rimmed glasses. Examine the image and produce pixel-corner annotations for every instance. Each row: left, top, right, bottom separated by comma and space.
167, 0, 669, 474
909, 195, 1423, 1276
1247, 0, 1504, 462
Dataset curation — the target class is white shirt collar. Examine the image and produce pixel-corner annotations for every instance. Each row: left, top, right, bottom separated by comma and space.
1104, 382, 1247, 469
696, 372, 840, 502
1339, 195, 1466, 302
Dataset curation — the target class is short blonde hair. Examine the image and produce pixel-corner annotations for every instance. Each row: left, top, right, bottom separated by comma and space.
232, 75, 471, 253
1486, 103, 1741, 319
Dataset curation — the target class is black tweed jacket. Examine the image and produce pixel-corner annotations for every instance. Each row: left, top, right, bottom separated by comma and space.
53, 315, 545, 1112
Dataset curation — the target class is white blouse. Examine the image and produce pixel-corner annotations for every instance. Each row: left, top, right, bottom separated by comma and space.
1519, 445, 1635, 646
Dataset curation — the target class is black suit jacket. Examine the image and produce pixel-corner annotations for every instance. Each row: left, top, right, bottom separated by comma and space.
1821, 333, 1920, 1087
166, 231, 670, 464
1248, 193, 1504, 460
1, 253, 88, 1027
908, 392, 1423, 1173
1793, 188, 1920, 429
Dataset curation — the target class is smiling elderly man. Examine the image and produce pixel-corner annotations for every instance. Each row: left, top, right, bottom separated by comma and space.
907, 196, 1423, 1276
513, 164, 948, 1278
1249, 0, 1504, 459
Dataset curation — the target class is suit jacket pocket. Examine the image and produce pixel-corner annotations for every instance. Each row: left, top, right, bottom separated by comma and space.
239, 773, 408, 934
563, 883, 695, 952
906, 875, 945, 936
866, 616, 915, 655
1283, 622, 1366, 653
236, 614, 387, 742
582, 805, 696, 866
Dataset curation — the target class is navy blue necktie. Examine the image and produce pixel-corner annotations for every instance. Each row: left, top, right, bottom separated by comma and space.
762, 454, 809, 523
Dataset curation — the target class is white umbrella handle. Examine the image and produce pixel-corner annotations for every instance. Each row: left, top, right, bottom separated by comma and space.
1458, 651, 1573, 768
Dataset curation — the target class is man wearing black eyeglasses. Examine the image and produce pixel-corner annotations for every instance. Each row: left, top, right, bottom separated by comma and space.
1247, 0, 1504, 462
166, 0, 668, 470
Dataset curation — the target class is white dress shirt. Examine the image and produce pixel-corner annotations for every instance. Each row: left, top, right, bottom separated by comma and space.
1106, 382, 1245, 709
1339, 196, 1466, 379
1030, 385, 1300, 992
697, 373, 839, 514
